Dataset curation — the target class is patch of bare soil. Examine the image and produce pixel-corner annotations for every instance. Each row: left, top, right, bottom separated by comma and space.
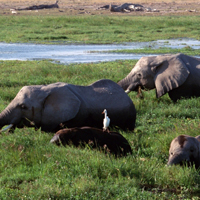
0, 0, 200, 16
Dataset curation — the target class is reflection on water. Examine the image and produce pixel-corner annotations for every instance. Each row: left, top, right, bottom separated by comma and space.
0, 38, 200, 64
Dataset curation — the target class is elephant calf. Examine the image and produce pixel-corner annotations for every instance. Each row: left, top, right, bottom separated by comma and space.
167, 135, 200, 169
50, 127, 132, 157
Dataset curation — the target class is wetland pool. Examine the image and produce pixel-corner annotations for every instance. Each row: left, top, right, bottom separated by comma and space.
0, 38, 200, 64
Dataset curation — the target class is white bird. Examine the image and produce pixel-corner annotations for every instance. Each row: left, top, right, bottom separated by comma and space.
11, 10, 17, 14
102, 109, 110, 131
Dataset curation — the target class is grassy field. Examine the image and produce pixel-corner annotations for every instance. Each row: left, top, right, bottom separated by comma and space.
1, 11, 200, 199
1, 15, 200, 44
1, 60, 200, 199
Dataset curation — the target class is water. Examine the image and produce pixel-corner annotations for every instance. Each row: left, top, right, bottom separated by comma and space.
0, 38, 200, 64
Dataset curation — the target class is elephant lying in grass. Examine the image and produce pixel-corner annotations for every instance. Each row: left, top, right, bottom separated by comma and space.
16, 1, 59, 10
118, 53, 200, 102
167, 135, 200, 169
0, 79, 136, 133
109, 3, 143, 12
50, 126, 132, 157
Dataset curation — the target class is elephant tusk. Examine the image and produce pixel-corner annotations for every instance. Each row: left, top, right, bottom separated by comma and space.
0, 124, 13, 133
125, 89, 131, 94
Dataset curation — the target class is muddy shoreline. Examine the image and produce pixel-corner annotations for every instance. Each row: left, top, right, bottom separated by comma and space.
0, 1, 199, 16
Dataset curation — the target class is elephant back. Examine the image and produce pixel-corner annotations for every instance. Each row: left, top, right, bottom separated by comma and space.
68, 79, 136, 131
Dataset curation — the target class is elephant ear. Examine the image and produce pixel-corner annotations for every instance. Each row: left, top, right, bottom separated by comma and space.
41, 84, 81, 125
153, 54, 190, 98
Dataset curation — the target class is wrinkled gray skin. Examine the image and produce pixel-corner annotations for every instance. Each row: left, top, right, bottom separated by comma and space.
167, 135, 200, 169
118, 53, 200, 102
0, 79, 136, 133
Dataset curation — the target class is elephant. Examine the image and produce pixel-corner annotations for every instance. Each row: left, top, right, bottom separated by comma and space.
16, 1, 59, 10
0, 79, 136, 133
50, 126, 132, 157
118, 53, 200, 102
167, 135, 200, 169
109, 3, 143, 12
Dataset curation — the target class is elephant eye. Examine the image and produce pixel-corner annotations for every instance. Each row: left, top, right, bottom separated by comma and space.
190, 148, 194, 152
21, 104, 27, 110
170, 152, 173, 155
137, 73, 142, 78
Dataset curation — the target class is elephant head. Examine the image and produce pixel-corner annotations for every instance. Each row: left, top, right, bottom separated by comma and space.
118, 53, 192, 101
0, 82, 81, 132
167, 135, 200, 169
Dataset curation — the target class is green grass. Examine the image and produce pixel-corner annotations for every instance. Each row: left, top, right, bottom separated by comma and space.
0, 15, 200, 44
1, 60, 200, 199
107, 47, 200, 56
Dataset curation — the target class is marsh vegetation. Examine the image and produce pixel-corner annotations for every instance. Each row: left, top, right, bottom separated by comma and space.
1, 15, 200, 44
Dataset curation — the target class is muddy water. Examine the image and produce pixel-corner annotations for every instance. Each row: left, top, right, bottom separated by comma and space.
0, 38, 200, 64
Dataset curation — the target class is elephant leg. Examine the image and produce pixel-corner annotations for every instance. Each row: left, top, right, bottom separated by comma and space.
168, 84, 200, 102
40, 124, 61, 133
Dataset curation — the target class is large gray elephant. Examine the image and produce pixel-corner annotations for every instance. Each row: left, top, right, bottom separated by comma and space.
118, 53, 200, 102
0, 79, 136, 133
167, 135, 200, 169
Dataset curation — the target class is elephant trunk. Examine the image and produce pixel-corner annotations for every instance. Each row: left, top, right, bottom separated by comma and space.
0, 106, 21, 131
0, 108, 11, 129
167, 156, 181, 166
167, 153, 190, 166
118, 76, 131, 91
118, 75, 139, 94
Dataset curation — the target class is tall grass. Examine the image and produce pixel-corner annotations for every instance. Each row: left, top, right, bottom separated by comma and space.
0, 60, 200, 199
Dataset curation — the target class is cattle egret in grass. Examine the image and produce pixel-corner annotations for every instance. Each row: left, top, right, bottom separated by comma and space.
102, 109, 110, 131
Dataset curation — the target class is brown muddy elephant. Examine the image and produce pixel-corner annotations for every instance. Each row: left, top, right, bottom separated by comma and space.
167, 135, 200, 169
0, 79, 136, 133
118, 53, 200, 102
50, 126, 132, 157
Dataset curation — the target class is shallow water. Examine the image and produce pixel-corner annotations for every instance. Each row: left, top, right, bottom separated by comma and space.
0, 38, 200, 64
148, 38, 200, 49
